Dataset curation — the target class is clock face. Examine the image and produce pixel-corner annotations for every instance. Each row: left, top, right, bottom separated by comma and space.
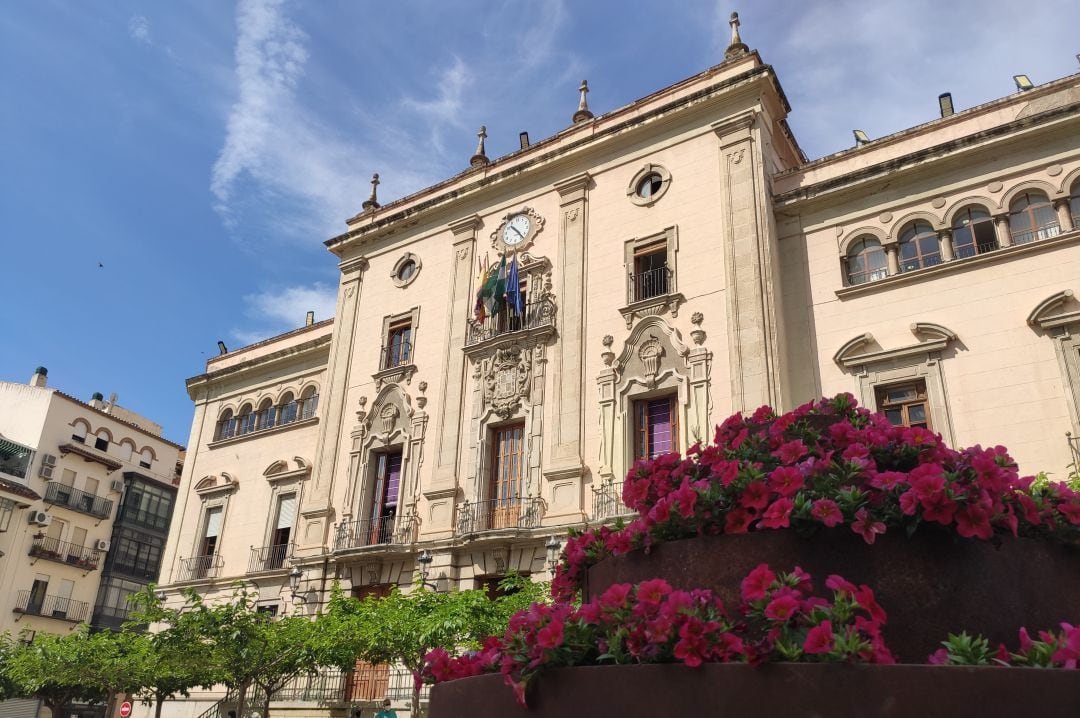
502, 214, 531, 246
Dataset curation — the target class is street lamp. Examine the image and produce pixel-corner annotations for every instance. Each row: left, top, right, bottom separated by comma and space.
288, 566, 304, 603
545, 535, 562, 574
417, 549, 438, 590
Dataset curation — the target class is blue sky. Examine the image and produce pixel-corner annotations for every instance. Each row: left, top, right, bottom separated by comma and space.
2, 0, 1078, 444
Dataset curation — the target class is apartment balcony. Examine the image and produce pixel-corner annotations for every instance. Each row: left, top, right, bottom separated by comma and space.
28, 535, 100, 571
465, 297, 557, 348
13, 590, 90, 623
334, 515, 418, 552
628, 265, 672, 303
177, 553, 223, 582
248, 543, 294, 574
591, 479, 633, 522
44, 482, 113, 520
455, 497, 545, 536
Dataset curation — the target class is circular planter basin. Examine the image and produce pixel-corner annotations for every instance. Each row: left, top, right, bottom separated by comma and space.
429, 663, 1080, 718
584, 530, 1080, 663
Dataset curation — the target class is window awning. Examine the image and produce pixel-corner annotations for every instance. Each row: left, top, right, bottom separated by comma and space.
0, 437, 33, 459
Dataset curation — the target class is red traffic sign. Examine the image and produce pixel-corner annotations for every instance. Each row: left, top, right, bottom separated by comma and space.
119, 702, 132, 717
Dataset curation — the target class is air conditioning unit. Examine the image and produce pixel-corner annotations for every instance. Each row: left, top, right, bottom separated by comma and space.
94, 539, 111, 552
41, 454, 57, 467
109, 480, 124, 493
39, 465, 54, 480
27, 511, 52, 527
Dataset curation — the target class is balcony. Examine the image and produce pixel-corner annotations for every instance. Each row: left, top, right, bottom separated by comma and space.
57, 442, 123, 473
28, 535, 100, 571
334, 515, 418, 552
380, 340, 413, 371
177, 553, 223, 582
455, 497, 545, 535
44, 482, 113, 520
628, 265, 671, 303
465, 297, 556, 347
13, 590, 90, 623
248, 543, 294, 573
591, 479, 633, 522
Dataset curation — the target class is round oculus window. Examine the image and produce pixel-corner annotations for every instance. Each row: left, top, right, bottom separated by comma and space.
636, 173, 664, 199
397, 260, 417, 282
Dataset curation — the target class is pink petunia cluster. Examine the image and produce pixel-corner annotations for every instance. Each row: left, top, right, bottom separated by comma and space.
424, 565, 894, 707
553, 394, 1080, 600
929, 624, 1080, 669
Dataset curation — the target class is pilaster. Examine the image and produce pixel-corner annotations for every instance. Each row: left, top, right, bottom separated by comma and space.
296, 255, 367, 556
712, 112, 782, 412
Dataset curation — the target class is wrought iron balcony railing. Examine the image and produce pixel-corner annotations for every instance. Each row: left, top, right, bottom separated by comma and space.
13, 590, 90, 623
334, 515, 418, 551
177, 553, 223, 581
466, 297, 556, 346
629, 265, 671, 302
591, 479, 633, 521
44, 482, 113, 519
380, 340, 413, 370
28, 535, 100, 570
455, 496, 545, 535
248, 543, 294, 573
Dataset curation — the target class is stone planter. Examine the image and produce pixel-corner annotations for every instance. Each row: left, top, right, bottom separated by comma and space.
584, 529, 1080, 663
430, 663, 1080, 717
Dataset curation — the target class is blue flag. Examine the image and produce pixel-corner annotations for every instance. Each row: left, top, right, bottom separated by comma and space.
505, 252, 523, 315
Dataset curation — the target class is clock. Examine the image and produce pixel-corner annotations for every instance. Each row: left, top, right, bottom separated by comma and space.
492, 207, 544, 252
502, 214, 531, 246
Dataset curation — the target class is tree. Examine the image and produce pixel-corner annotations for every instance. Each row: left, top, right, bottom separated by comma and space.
2, 626, 146, 715
162, 585, 319, 718
321, 575, 548, 718
126, 587, 217, 718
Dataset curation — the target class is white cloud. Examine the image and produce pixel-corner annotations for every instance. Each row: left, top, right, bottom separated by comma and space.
232, 282, 337, 345
128, 15, 152, 46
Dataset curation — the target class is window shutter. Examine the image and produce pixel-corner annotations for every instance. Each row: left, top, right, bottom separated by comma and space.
204, 508, 223, 538
276, 495, 297, 529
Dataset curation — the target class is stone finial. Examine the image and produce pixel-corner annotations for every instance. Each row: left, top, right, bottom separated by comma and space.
601, 334, 615, 367
362, 173, 380, 211
690, 312, 706, 346
572, 80, 594, 123
470, 126, 490, 168
725, 11, 749, 59
416, 381, 428, 410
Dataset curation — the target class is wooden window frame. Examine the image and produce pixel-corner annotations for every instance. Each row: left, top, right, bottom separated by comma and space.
875, 380, 932, 430
632, 394, 680, 460
898, 221, 941, 272
1008, 192, 1060, 244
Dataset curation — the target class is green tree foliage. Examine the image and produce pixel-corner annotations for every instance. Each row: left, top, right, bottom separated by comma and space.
321, 574, 548, 717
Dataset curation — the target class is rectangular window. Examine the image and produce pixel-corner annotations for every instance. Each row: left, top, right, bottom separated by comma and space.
94, 433, 109, 452
200, 506, 223, 557
384, 319, 413, 369
69, 527, 88, 562
120, 480, 174, 531
268, 493, 296, 567
368, 452, 402, 544
632, 240, 669, 301
876, 381, 931, 429
0, 497, 14, 532
54, 579, 75, 619
489, 423, 525, 529
28, 574, 49, 614
633, 395, 680, 460
111, 528, 164, 579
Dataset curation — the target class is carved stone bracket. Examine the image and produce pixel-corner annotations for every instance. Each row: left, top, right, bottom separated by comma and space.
372, 363, 416, 390
618, 292, 685, 329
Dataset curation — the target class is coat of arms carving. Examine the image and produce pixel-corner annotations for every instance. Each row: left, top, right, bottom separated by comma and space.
482, 345, 532, 419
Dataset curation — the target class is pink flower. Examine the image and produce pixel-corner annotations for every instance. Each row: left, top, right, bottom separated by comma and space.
803, 620, 834, 654
776, 439, 808, 464
768, 466, 804, 497
740, 563, 776, 602
869, 471, 907, 491
536, 618, 565, 649
955, 504, 993, 539
851, 508, 885, 544
598, 583, 632, 611
825, 574, 857, 595
1058, 502, 1080, 525
741, 481, 770, 510
724, 507, 755, 534
921, 492, 958, 525
637, 578, 672, 606
928, 648, 950, 665
758, 498, 794, 529
1051, 622, 1080, 669
764, 594, 800, 622
810, 499, 843, 527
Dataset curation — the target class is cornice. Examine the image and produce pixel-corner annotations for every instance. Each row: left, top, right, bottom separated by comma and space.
187, 333, 332, 397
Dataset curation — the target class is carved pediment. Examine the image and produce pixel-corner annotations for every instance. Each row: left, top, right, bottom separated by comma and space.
263, 457, 311, 483
613, 317, 689, 383
194, 473, 238, 496
834, 323, 958, 368
1028, 290, 1080, 331
359, 385, 412, 444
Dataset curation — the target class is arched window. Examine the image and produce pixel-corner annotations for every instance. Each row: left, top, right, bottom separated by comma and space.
951, 206, 998, 259
255, 398, 277, 430
215, 409, 236, 441
71, 420, 90, 444
279, 392, 298, 425
1069, 180, 1079, 230
236, 403, 256, 436
844, 237, 888, 285
138, 448, 154, 469
298, 386, 319, 420
94, 429, 111, 452
118, 440, 135, 462
1009, 191, 1059, 244
898, 221, 941, 272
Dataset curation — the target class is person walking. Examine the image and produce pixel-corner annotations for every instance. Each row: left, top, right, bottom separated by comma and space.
374, 698, 397, 718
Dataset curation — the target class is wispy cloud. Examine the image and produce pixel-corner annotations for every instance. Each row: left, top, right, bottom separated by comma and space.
402, 57, 472, 154
128, 15, 151, 46
232, 282, 337, 345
